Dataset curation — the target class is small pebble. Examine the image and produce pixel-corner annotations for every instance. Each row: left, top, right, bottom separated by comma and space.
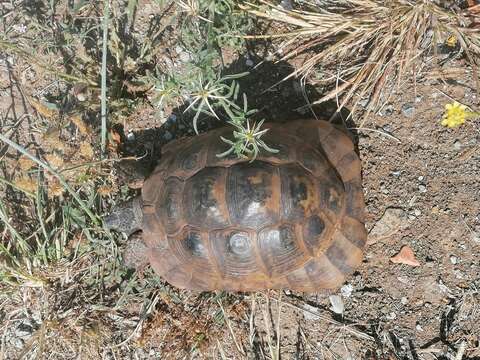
401, 297, 408, 305
126, 132, 135, 141
415, 95, 423, 102
392, 170, 402, 177
418, 184, 427, 193
329, 295, 344, 315
401, 103, 415, 117
167, 114, 177, 123
76, 92, 87, 102
418, 176, 424, 181
341, 284, 353, 298
245, 58, 254, 67
453, 140, 462, 151
416, 324, 424, 332
414, 209, 422, 216
450, 255, 458, 265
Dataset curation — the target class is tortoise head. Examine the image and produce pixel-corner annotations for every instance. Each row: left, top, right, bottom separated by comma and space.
103, 196, 143, 236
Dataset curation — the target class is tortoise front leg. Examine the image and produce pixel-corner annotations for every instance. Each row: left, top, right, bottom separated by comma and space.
123, 231, 150, 275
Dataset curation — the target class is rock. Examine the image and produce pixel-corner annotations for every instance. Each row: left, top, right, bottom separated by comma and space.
414, 209, 421, 216
450, 255, 458, 264
418, 184, 427, 193
401, 103, 415, 117
302, 304, 320, 321
329, 295, 344, 315
341, 284, 353, 298
369, 208, 407, 242
453, 140, 462, 151
401, 297, 408, 305
390, 245, 421, 266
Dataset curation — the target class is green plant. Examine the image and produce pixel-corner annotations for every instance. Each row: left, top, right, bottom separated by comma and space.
183, 73, 246, 133
217, 95, 278, 160
147, 0, 278, 159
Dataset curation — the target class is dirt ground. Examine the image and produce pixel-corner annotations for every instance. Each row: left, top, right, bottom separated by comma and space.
117, 67, 480, 360
1, 1, 480, 359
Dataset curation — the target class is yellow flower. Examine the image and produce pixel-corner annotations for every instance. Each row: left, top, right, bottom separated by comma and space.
441, 102, 467, 128
446, 35, 457, 48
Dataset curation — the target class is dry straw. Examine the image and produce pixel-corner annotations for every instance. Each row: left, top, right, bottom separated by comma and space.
240, 0, 480, 121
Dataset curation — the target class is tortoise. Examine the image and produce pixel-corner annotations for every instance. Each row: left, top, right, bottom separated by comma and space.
104, 119, 367, 292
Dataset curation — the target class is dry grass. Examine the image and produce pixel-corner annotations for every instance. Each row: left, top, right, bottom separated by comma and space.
1, 0, 480, 358
241, 0, 480, 122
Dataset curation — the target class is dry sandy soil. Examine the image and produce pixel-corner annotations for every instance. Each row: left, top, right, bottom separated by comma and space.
1, 1, 479, 359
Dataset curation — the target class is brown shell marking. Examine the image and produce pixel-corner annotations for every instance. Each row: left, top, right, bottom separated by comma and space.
141, 119, 366, 292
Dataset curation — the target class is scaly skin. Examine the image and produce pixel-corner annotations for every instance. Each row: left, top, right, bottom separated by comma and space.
104, 196, 150, 269
103, 196, 143, 235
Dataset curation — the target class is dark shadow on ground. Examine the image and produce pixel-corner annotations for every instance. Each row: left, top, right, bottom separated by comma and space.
117, 55, 358, 174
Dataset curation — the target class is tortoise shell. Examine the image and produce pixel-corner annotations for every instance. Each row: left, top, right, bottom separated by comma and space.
140, 119, 366, 292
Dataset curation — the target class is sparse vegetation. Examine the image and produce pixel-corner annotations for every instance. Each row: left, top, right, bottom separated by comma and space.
241, 0, 480, 122
1, 0, 479, 359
